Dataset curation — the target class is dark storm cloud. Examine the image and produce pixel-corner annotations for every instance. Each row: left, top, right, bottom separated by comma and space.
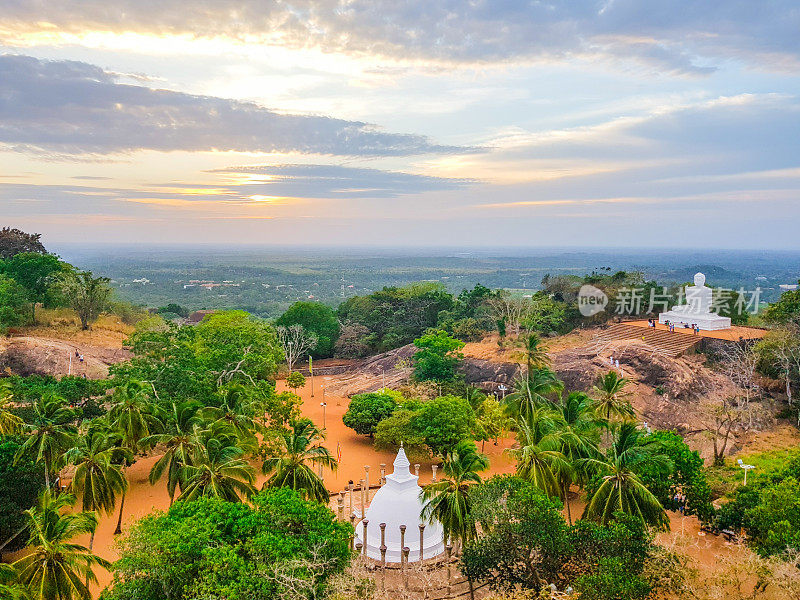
0, 54, 462, 156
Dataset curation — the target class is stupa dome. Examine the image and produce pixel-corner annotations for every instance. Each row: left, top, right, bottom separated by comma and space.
355, 446, 445, 562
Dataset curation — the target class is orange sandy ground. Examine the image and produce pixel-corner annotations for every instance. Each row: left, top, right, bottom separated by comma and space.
2, 375, 735, 598
627, 320, 767, 341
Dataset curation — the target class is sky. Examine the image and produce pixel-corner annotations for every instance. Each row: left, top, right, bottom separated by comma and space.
1, 1, 799, 249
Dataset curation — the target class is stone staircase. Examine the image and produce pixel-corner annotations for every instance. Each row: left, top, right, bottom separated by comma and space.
590, 323, 702, 357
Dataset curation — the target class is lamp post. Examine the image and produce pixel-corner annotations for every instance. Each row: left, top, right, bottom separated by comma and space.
320, 401, 327, 429
738, 459, 755, 486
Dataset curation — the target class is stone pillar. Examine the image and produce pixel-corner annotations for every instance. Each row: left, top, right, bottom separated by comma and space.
399, 524, 406, 560
379, 522, 386, 549
380, 545, 387, 590
355, 541, 363, 555
402, 547, 410, 589
414, 463, 420, 477
445, 543, 453, 597
337, 494, 344, 521
359, 479, 365, 515
348, 480, 354, 514
364, 465, 370, 503
379, 463, 386, 486
432, 464, 438, 482
361, 519, 369, 555
418, 523, 425, 561
349, 512, 356, 527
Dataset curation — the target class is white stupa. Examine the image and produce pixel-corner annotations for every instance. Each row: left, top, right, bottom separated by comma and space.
355, 446, 445, 563
658, 272, 731, 331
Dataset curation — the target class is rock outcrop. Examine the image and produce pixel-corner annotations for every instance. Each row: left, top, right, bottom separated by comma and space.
0, 336, 131, 379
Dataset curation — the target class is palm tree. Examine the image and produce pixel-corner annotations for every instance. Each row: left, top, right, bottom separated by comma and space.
553, 392, 601, 523
579, 422, 671, 530
507, 406, 570, 500
504, 368, 564, 419
513, 332, 551, 373
421, 441, 489, 547
141, 401, 204, 505
14, 395, 78, 489
177, 431, 256, 502
13, 490, 110, 600
0, 381, 23, 436
200, 384, 261, 447
107, 381, 162, 453
63, 424, 131, 551
592, 370, 635, 427
107, 381, 162, 534
422, 441, 489, 600
0, 563, 27, 600
262, 421, 337, 503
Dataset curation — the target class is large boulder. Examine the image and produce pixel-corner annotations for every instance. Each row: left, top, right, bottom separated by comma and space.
0, 336, 130, 379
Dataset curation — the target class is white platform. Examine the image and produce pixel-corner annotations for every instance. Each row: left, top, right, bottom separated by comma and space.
658, 311, 731, 331
657, 272, 732, 331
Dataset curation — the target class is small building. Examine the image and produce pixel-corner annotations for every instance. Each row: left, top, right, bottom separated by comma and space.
186, 310, 216, 324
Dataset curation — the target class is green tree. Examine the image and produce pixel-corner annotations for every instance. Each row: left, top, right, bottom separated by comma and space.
373, 407, 427, 456
507, 406, 570, 499
512, 332, 551, 373
141, 401, 204, 506
461, 479, 569, 592
412, 395, 477, 456
637, 430, 714, 523
476, 397, 509, 449
0, 253, 63, 322
286, 370, 306, 392
580, 423, 671, 530
63, 425, 131, 551
764, 282, 800, 324
276, 301, 340, 358
0, 227, 46, 260
422, 441, 488, 546
108, 382, 162, 534
262, 421, 337, 503
592, 370, 635, 427
0, 274, 30, 332
0, 437, 44, 553
13, 491, 110, 600
177, 431, 256, 503
554, 391, 601, 523
0, 380, 24, 435
57, 269, 112, 330
105, 489, 352, 600
342, 391, 398, 436
15, 395, 78, 489
505, 368, 564, 419
412, 329, 465, 382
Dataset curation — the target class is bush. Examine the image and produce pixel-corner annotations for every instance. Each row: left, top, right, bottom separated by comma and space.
342, 392, 399, 436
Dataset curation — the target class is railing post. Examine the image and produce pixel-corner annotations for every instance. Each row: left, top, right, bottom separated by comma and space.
380, 544, 387, 590
380, 463, 386, 486
432, 464, 438, 482
418, 523, 425, 561
414, 463, 420, 477
361, 519, 369, 555
402, 547, 410, 589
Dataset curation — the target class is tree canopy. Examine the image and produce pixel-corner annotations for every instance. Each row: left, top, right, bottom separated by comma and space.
103, 488, 352, 600
276, 301, 340, 358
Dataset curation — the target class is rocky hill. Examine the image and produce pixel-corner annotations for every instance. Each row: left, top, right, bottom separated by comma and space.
0, 336, 131, 379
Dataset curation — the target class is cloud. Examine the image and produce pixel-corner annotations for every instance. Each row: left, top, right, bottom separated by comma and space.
0, 54, 462, 156
206, 164, 475, 198
1, 1, 798, 74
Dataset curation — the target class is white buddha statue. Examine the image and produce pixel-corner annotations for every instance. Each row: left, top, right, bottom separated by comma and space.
658, 272, 731, 331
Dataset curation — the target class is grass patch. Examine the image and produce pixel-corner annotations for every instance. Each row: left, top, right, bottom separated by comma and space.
707, 445, 800, 499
